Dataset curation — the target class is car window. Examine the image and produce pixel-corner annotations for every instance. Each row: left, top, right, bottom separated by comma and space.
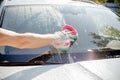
1, 5, 120, 55
0, 4, 120, 63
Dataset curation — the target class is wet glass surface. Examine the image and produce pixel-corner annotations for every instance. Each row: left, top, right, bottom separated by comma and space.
0, 4, 120, 63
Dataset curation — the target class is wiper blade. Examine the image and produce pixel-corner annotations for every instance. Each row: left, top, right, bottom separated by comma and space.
28, 52, 53, 64
0, 46, 67, 66
91, 47, 120, 58
0, 61, 63, 66
0, 62, 43, 66
43, 62, 64, 65
28, 46, 68, 64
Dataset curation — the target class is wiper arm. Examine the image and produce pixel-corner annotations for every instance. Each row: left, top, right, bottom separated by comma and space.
0, 46, 67, 66
28, 51, 53, 64
91, 40, 120, 57
28, 46, 68, 64
0, 62, 44, 66
0, 59, 63, 66
91, 47, 120, 58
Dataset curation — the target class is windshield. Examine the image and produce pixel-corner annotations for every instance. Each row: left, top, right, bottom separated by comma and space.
0, 5, 120, 64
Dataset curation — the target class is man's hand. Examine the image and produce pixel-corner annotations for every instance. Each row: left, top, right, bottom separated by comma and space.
51, 24, 78, 52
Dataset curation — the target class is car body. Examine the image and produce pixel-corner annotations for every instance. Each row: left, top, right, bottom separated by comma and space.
0, 0, 120, 80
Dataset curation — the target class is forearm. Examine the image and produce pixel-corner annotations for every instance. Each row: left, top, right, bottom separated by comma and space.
17, 33, 56, 49
0, 28, 19, 46
0, 28, 57, 49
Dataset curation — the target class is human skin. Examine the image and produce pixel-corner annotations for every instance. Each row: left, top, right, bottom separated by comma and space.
0, 28, 57, 49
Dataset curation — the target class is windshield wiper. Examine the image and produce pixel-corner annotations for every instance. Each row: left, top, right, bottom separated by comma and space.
28, 51, 53, 64
91, 47, 120, 58
0, 46, 68, 66
0, 62, 40, 66
0, 60, 63, 66
28, 46, 68, 64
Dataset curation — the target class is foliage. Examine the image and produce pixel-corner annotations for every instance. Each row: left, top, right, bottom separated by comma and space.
100, 26, 120, 39
91, 0, 120, 14
91, 0, 120, 4
117, 9, 120, 14
90, 26, 120, 47
91, 0, 107, 4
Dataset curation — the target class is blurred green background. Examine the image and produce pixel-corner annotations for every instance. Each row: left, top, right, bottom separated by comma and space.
91, 0, 120, 14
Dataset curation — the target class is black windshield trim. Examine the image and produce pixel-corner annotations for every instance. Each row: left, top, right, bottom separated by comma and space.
0, 62, 64, 66
0, 62, 41, 66
0, 6, 5, 27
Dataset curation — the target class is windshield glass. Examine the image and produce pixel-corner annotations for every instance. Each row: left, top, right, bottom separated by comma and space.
0, 5, 120, 64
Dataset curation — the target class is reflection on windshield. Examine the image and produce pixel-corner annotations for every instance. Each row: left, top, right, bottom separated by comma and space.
90, 26, 120, 48
100, 26, 120, 39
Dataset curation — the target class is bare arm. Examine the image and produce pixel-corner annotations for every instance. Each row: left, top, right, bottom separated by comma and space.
0, 28, 56, 49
